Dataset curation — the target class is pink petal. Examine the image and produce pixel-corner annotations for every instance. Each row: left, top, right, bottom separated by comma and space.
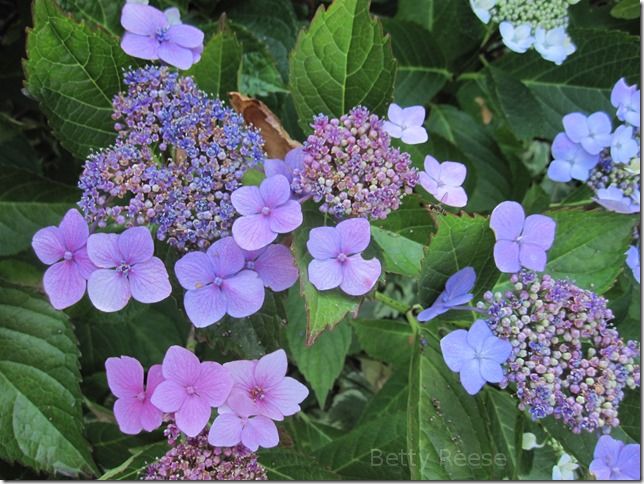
113, 397, 144, 435
441, 187, 468, 208
43, 261, 86, 310
87, 269, 131, 312
221, 270, 265, 318
521, 214, 556, 250
240, 423, 260, 452
400, 126, 428, 145
402, 105, 426, 126
490, 201, 524, 241
284, 147, 305, 172
519, 244, 547, 272
268, 200, 303, 233
260, 175, 291, 208
231, 185, 264, 216
266, 377, 309, 416
253, 244, 298, 291
336, 218, 371, 255
382, 120, 403, 138
255, 349, 287, 389
196, 362, 233, 407
232, 214, 275, 251
175, 251, 215, 290
207, 236, 245, 277
208, 414, 242, 447
72, 247, 97, 280
493, 240, 521, 273
244, 416, 279, 450
105, 356, 144, 399
128, 257, 171, 304
118, 226, 154, 265
139, 400, 163, 432
150, 379, 187, 413
223, 360, 257, 389
175, 396, 211, 437
423, 155, 441, 178
264, 159, 292, 181
308, 258, 343, 291
439, 161, 467, 187
306, 226, 341, 259
146, 364, 164, 394
58, 209, 89, 252
419, 172, 439, 198
253, 397, 284, 421
225, 387, 258, 418
121, 33, 159, 60
161, 345, 202, 385
121, 4, 167, 35
87, 233, 121, 268
339, 254, 381, 296
158, 42, 194, 70
184, 285, 227, 328
167, 24, 204, 49
387, 103, 405, 125
32, 226, 64, 264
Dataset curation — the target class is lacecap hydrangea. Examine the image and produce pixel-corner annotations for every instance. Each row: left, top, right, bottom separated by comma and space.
79, 65, 265, 251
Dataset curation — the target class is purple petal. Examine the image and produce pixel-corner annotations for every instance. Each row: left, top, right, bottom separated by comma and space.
401, 105, 426, 126
175, 396, 211, 437
121, 4, 167, 35
139, 400, 163, 432
221, 270, 265, 318
547, 160, 573, 182
207, 236, 245, 277
593, 435, 623, 467
43, 261, 86, 310
129, 257, 171, 304
253, 244, 298, 291
490, 201, 524, 240
418, 172, 439, 197
617, 444, 640, 479
519, 244, 547, 272
167, 24, 204, 49
423, 155, 441, 179
184, 285, 227, 327
383, 120, 403, 138
87, 233, 121, 269
232, 214, 275, 251
224, 360, 256, 389
267, 377, 309, 416
478, 358, 504, 383
284, 147, 305, 172
226, 387, 258, 418
146, 364, 164, 395
58, 209, 89, 252
466, 320, 494, 353
493, 240, 521, 273
73, 247, 97, 280
440, 186, 468, 208
175, 251, 215, 290
32, 226, 65, 264
87, 269, 131, 312
113, 398, 144, 435
260, 175, 291, 208
400, 126, 428, 145
417, 302, 447, 322
150, 379, 187, 413
158, 42, 194, 70
255, 349, 287, 389
307, 226, 341, 259
105, 356, 144, 399
387, 103, 405, 125
308, 258, 343, 291
439, 161, 467, 187
562, 113, 589, 143
336, 218, 371, 255
444, 267, 476, 301
196, 362, 233, 407
121, 33, 159, 60
268, 200, 303, 233
339, 254, 381, 296
162, 345, 202, 385
440, 329, 474, 372
118, 226, 154, 265
521, 214, 556, 250
208, 414, 242, 447
264, 159, 291, 181
459, 359, 486, 395
231, 185, 264, 216
244, 416, 279, 450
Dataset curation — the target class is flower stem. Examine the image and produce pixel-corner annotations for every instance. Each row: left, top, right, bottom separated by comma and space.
549, 199, 593, 209
374, 291, 409, 314
186, 326, 197, 352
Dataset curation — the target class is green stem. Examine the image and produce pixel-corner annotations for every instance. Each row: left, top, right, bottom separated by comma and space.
374, 291, 409, 314
186, 326, 197, 352
549, 199, 594, 209
405, 310, 422, 337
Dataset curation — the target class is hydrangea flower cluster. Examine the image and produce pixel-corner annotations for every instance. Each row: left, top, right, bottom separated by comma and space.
548, 78, 641, 214
292, 106, 418, 220
470, 0, 578, 64
144, 424, 267, 480
79, 65, 265, 251
479, 270, 640, 433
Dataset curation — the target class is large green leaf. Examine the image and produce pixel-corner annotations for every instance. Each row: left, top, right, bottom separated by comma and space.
351, 319, 413, 367
0, 118, 41, 173
58, 0, 121, 36
258, 448, 341, 480
289, 0, 396, 130
381, 19, 450, 106
358, 370, 408, 424
546, 209, 637, 294
0, 287, 96, 476
485, 388, 523, 479
372, 194, 436, 245
25, 0, 133, 160
98, 441, 169, 480
286, 287, 352, 407
371, 226, 425, 277
86, 422, 162, 471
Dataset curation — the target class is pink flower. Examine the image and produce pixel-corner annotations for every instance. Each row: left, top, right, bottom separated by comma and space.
151, 346, 233, 437
208, 407, 279, 452
31, 209, 96, 309
419, 155, 468, 208
105, 356, 164, 435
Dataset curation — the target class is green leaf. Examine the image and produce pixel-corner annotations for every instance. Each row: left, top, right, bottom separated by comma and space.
381, 19, 450, 106
25, 0, 134, 160
611, 0, 640, 19
351, 319, 413, 367
545, 210, 637, 294
485, 388, 523, 479
58, 0, 121, 36
418, 213, 499, 308
371, 226, 425, 277
0, 287, 97, 477
98, 441, 169, 480
286, 287, 352, 407
358, 370, 408, 423
86, 422, 162, 471
289, 0, 396, 130
258, 448, 341, 480
0, 117, 41, 173
494, 28, 640, 139
372, 194, 436, 244
282, 413, 342, 452
187, 24, 242, 98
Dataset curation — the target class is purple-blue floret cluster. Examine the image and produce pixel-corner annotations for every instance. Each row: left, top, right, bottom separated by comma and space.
480, 271, 640, 433
78, 65, 265, 251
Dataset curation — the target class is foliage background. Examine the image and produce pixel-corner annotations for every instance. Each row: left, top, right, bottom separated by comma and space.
0, 0, 640, 479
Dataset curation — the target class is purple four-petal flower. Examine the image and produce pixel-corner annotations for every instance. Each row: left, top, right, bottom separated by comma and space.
589, 435, 640, 480
382, 103, 428, 145
264, 147, 305, 185
547, 132, 599, 182
417, 267, 476, 322
418, 155, 468, 208
563, 112, 612, 155
242, 244, 299, 292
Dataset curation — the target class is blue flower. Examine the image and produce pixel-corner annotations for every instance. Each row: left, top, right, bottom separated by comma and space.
594, 186, 640, 214
610, 125, 639, 164
440, 320, 512, 395
417, 267, 476, 322
563, 112, 612, 155
547, 132, 598, 182
499, 22, 534, 53
626, 245, 640, 284
611, 78, 640, 128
